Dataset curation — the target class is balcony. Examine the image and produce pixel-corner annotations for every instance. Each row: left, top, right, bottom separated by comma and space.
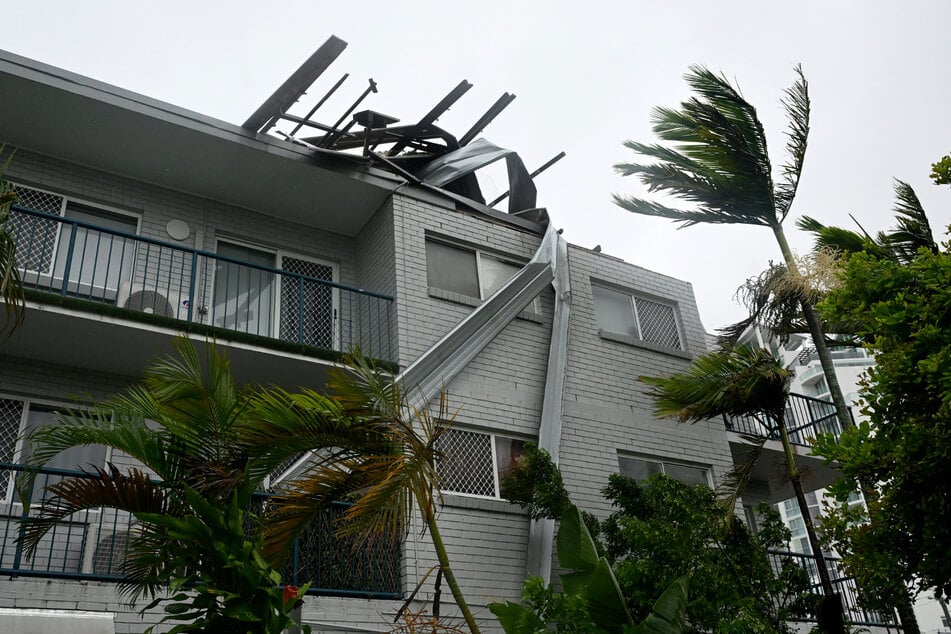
6, 204, 395, 383
0, 462, 401, 599
768, 550, 900, 629
723, 393, 849, 499
724, 392, 849, 448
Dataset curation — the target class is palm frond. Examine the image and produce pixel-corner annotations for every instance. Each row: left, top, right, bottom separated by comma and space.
797, 215, 870, 256
717, 435, 769, 523
881, 179, 938, 262
19, 465, 168, 558
774, 66, 810, 220
613, 65, 801, 230
719, 262, 813, 345
640, 345, 791, 423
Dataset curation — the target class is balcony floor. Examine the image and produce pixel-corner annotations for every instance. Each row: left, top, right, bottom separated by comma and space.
6, 300, 343, 391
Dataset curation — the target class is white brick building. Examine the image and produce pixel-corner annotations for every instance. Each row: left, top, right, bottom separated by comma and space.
0, 42, 853, 632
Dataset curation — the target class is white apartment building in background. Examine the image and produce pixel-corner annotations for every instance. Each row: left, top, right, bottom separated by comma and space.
0, 38, 886, 632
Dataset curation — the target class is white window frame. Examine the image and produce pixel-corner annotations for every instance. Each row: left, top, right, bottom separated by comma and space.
592, 282, 684, 351
425, 237, 539, 312
436, 427, 527, 500
616, 454, 711, 487
11, 183, 142, 295
0, 394, 111, 507
213, 238, 340, 348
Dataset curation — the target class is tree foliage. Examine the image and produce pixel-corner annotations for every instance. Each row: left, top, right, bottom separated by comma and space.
18, 337, 308, 633
501, 445, 810, 633
601, 475, 811, 634
815, 246, 951, 602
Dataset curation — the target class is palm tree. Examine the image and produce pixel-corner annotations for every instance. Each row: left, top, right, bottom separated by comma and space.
640, 345, 844, 634
0, 145, 25, 333
18, 337, 306, 633
721, 177, 939, 344
799, 178, 939, 264
613, 65, 853, 439
245, 353, 482, 634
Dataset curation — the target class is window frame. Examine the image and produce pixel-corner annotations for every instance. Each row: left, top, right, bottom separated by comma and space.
10, 183, 142, 296
0, 394, 111, 507
425, 237, 540, 313
592, 281, 685, 353
616, 454, 711, 488
212, 237, 340, 347
435, 427, 528, 501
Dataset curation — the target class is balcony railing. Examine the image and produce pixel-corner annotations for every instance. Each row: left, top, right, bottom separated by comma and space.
0, 462, 401, 598
768, 550, 900, 628
723, 393, 851, 447
8, 205, 395, 362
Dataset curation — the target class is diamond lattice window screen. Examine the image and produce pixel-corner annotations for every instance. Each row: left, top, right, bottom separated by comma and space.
0, 398, 25, 500
280, 257, 335, 349
634, 296, 682, 350
435, 429, 495, 497
8, 185, 64, 273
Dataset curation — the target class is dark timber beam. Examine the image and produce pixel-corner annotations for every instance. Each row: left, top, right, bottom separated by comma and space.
242, 35, 348, 133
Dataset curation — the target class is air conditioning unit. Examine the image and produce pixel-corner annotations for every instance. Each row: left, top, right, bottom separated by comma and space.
117, 283, 191, 320
91, 530, 132, 576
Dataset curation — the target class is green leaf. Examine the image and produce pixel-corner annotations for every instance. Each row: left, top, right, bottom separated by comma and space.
489, 601, 544, 634
556, 504, 599, 571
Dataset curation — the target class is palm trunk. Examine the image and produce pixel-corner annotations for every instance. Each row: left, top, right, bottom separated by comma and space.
777, 415, 844, 634
425, 510, 480, 634
895, 595, 921, 634
771, 225, 853, 434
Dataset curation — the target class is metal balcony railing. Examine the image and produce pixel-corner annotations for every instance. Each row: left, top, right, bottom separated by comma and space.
0, 462, 401, 598
723, 393, 851, 447
768, 550, 901, 628
8, 205, 395, 362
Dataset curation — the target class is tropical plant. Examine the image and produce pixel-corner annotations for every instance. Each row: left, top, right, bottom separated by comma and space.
244, 352, 482, 634
600, 474, 811, 633
501, 444, 809, 633
640, 345, 844, 633
489, 501, 690, 634
813, 244, 951, 628
0, 144, 25, 333
798, 179, 939, 265
612, 65, 853, 442
17, 337, 308, 633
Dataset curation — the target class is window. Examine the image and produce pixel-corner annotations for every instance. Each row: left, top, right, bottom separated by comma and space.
617, 455, 708, 487
0, 396, 108, 504
213, 240, 337, 348
8, 185, 138, 296
592, 284, 683, 350
425, 239, 526, 302
435, 428, 525, 499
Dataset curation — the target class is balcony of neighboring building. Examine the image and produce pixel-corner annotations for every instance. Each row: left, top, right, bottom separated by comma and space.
723, 392, 850, 499
4, 203, 396, 388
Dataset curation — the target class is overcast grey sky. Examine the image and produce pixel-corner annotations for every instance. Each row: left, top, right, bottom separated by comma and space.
4, 1, 950, 332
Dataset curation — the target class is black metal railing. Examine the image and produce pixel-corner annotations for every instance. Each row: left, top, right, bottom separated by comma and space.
0, 462, 401, 599
9, 205, 395, 362
768, 550, 901, 628
724, 393, 851, 447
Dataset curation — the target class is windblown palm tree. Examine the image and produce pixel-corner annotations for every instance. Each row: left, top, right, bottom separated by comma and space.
722, 178, 940, 344
798, 178, 939, 264
640, 345, 843, 633
18, 337, 306, 633
613, 65, 853, 438
0, 145, 25, 334
246, 353, 482, 634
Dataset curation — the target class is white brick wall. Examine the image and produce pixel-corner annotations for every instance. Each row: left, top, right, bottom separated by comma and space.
2, 152, 737, 633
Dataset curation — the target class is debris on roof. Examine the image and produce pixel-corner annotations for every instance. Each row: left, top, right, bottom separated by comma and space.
242, 35, 564, 217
